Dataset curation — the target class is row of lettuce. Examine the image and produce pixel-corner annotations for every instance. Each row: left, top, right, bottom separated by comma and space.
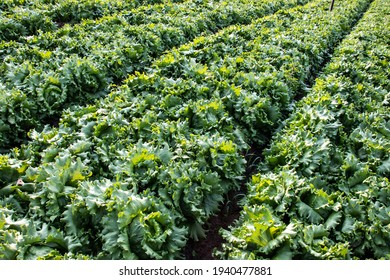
0, 0, 373, 259
217, 0, 390, 260
0, 0, 311, 151
0, 0, 178, 40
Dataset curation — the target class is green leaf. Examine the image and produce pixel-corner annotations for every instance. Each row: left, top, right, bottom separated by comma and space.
377, 157, 390, 177
341, 216, 356, 234
324, 212, 343, 230
303, 224, 329, 244
297, 201, 323, 224
247, 223, 281, 248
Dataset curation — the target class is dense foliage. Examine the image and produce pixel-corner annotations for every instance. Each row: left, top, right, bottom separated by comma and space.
0, 0, 179, 40
0, 0, 310, 150
217, 0, 389, 260
0, 0, 387, 260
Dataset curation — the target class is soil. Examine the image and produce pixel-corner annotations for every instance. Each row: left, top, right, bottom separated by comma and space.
183, 144, 263, 259
182, 187, 245, 259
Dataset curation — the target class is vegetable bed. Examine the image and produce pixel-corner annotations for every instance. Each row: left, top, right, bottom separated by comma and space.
218, 0, 390, 260
0, 0, 388, 260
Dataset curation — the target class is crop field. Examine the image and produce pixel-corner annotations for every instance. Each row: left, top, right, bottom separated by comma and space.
0, 0, 389, 260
